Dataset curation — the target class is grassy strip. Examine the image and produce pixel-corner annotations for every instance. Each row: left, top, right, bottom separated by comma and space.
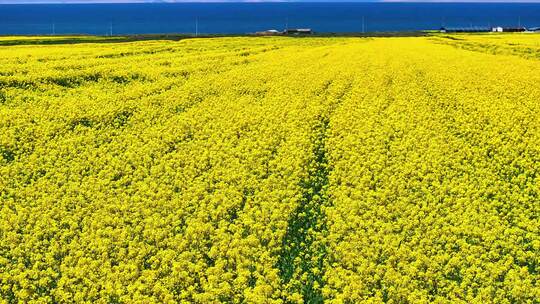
0, 32, 432, 46
278, 116, 330, 304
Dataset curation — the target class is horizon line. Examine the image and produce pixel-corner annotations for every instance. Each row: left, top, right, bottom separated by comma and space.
3, 0, 540, 4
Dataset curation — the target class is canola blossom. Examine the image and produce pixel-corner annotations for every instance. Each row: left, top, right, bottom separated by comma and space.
0, 34, 539, 303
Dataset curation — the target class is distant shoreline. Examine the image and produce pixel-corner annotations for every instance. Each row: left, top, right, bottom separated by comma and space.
2, 31, 539, 47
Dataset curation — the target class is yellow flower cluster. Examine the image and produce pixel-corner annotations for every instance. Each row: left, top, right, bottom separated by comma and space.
1, 34, 539, 303
323, 36, 540, 303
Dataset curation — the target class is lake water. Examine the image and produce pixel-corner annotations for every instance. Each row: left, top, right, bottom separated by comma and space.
1, 3, 539, 35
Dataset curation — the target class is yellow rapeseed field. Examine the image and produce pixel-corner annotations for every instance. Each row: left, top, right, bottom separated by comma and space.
1, 34, 539, 303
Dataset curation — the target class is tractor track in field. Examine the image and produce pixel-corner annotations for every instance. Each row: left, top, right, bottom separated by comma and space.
278, 115, 330, 304
278, 74, 355, 304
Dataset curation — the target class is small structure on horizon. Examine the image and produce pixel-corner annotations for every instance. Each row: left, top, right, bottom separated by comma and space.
440, 26, 528, 33
254, 28, 313, 36
440, 26, 491, 33
255, 29, 282, 36
496, 27, 527, 32
284, 28, 313, 35
529, 27, 540, 32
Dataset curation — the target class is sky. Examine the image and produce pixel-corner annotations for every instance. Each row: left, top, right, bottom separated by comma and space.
1, 0, 540, 3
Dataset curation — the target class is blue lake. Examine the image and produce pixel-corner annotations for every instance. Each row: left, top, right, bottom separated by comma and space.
0, 2, 539, 35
